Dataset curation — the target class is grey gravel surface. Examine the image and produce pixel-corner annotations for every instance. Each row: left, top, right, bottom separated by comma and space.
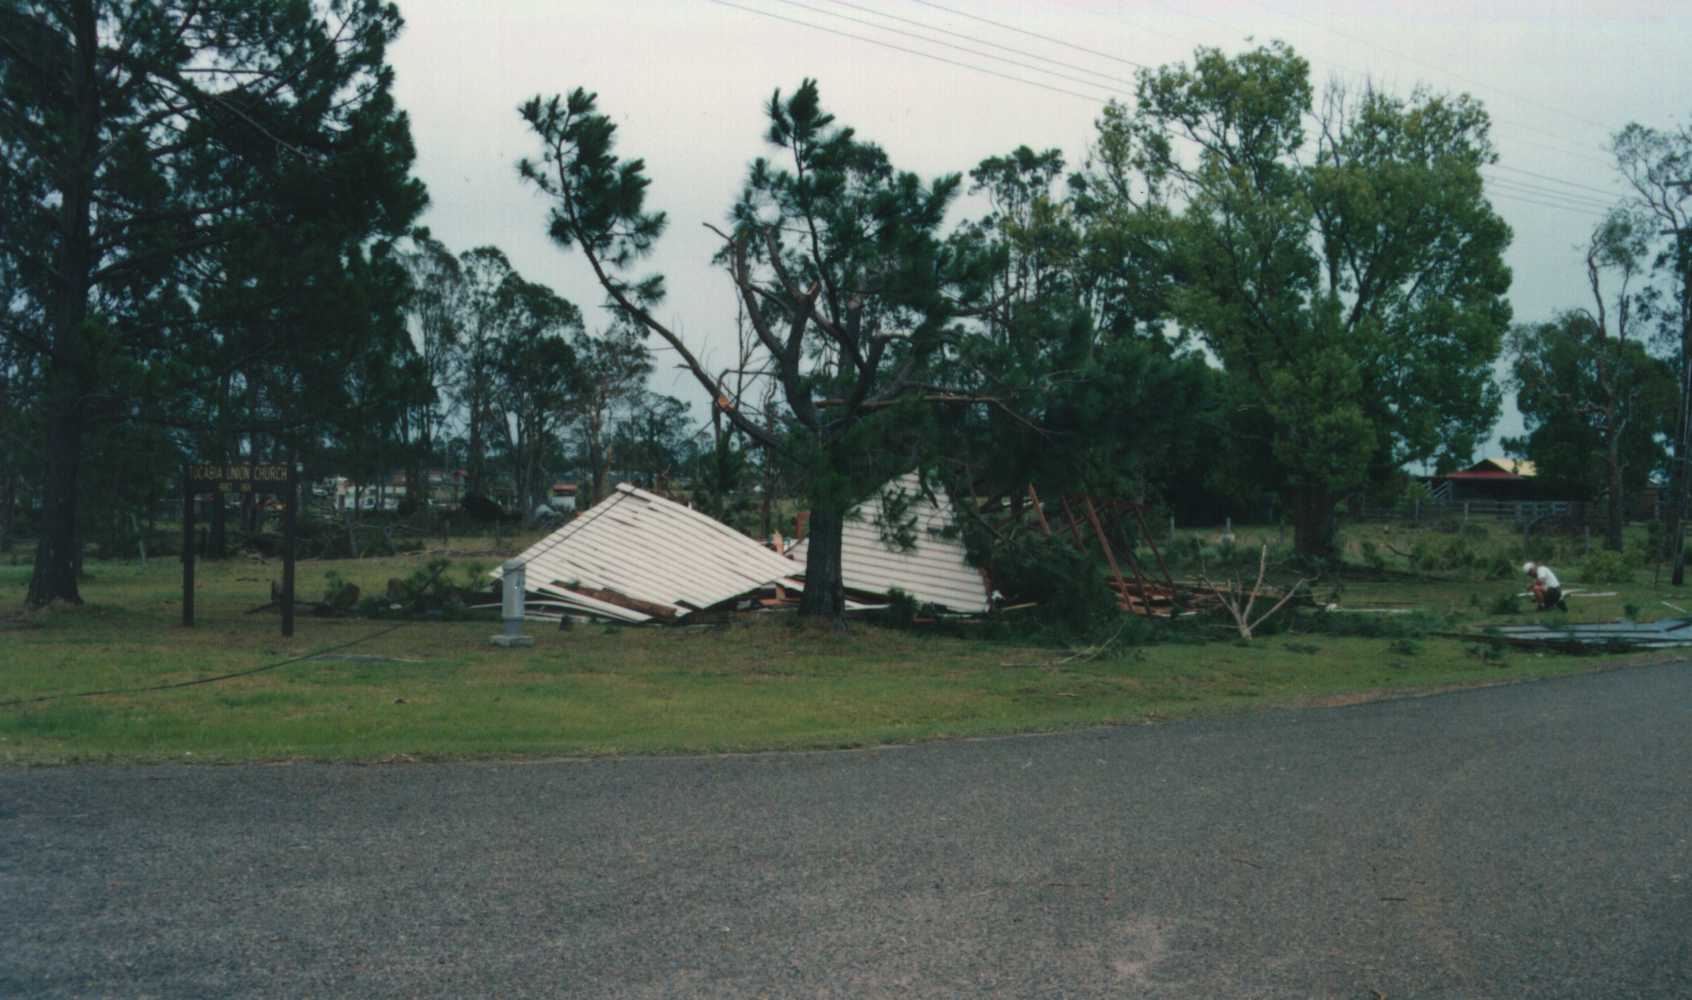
3, 663, 1690, 999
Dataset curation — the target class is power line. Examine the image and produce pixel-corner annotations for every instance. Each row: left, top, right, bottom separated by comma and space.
712, 0, 1622, 220
1485, 189, 1606, 219
768, 0, 1127, 96
1490, 163, 1622, 201
1482, 174, 1617, 211
818, 0, 1139, 87
910, 0, 1150, 71
702, 0, 1113, 104
915, 0, 1618, 189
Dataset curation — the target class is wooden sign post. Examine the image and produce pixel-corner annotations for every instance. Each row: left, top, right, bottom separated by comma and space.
182, 461, 299, 636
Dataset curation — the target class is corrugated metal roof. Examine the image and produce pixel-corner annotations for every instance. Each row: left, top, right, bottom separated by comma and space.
1485, 618, 1692, 648
503, 484, 800, 622
789, 472, 991, 613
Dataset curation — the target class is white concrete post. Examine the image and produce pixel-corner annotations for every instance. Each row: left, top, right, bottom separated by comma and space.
490, 558, 534, 647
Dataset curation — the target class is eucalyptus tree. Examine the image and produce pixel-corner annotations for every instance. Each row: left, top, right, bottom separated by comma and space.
451, 246, 520, 499
1580, 208, 1662, 548
490, 275, 581, 514
518, 80, 984, 617
400, 237, 467, 499
1506, 312, 1674, 533
567, 319, 652, 509
1096, 44, 1512, 556
1611, 122, 1692, 566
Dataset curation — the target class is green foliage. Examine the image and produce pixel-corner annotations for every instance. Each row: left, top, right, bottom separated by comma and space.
319, 571, 354, 608
1295, 609, 1443, 639
1484, 552, 1519, 581
362, 558, 470, 619
1504, 311, 1676, 503
1578, 549, 1634, 584
1488, 593, 1523, 616
2, 0, 426, 605
519, 80, 978, 620
1096, 42, 1511, 556
878, 588, 920, 629
866, 483, 920, 552
987, 532, 1120, 636
1466, 642, 1508, 665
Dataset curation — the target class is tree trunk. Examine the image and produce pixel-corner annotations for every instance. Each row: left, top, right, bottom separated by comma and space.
1606, 427, 1624, 552
25, 0, 99, 608
28, 390, 86, 605
0, 469, 14, 553
798, 501, 847, 620
1289, 484, 1337, 561
467, 391, 485, 497
1668, 247, 1692, 574
589, 431, 609, 508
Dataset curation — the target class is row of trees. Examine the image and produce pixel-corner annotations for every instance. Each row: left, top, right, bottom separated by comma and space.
1506, 123, 1692, 555
519, 42, 1518, 614
0, 1, 724, 600
392, 237, 689, 518
4, 7, 1687, 616
2, 0, 428, 603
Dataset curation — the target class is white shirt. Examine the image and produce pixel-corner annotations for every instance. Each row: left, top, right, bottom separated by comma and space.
1535, 565, 1560, 589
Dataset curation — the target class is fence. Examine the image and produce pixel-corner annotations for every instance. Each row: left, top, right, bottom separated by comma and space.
1350, 498, 1590, 526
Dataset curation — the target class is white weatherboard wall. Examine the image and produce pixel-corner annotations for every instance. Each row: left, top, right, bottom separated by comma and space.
790, 473, 991, 613
504, 484, 801, 622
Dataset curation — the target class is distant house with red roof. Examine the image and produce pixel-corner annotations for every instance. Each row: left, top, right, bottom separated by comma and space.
1424, 458, 1540, 503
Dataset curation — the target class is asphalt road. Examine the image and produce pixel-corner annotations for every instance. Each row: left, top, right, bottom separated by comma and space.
3, 664, 1690, 999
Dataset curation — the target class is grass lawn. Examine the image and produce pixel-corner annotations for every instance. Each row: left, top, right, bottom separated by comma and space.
1, 526, 1686, 765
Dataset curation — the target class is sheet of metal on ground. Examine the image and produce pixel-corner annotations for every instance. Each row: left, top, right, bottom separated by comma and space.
1475, 618, 1692, 650
505, 484, 803, 623
788, 472, 992, 614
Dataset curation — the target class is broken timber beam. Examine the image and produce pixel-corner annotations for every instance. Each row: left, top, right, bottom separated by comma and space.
1082, 494, 1146, 613
559, 585, 680, 620
1027, 484, 1053, 536
1059, 495, 1088, 551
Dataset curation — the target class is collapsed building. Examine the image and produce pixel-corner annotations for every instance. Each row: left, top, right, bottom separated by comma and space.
502, 473, 992, 623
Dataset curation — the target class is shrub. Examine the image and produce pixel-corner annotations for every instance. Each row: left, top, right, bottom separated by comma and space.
1466, 642, 1507, 665
879, 588, 919, 629
1483, 551, 1518, 580
1487, 592, 1522, 616
1578, 549, 1633, 584
1295, 608, 1442, 639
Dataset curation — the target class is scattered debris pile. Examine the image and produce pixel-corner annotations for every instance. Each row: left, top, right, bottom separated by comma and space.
788, 472, 993, 615
1001, 486, 1224, 618
502, 484, 803, 623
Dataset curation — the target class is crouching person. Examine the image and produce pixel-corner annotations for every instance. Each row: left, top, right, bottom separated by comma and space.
1523, 561, 1567, 612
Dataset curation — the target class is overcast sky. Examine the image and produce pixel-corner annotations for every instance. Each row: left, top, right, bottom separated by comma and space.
387, 0, 1692, 456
